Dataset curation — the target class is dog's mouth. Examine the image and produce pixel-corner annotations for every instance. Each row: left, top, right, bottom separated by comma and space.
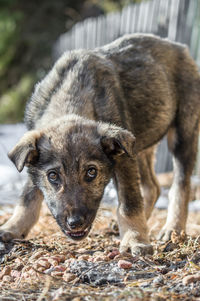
64, 226, 91, 241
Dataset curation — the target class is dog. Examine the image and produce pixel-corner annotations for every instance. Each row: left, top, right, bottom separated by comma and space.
0, 34, 200, 255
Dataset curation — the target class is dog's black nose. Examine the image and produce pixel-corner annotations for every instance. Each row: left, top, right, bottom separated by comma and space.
67, 215, 84, 229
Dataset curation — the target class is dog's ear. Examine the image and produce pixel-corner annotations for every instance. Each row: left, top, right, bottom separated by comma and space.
8, 130, 42, 172
99, 124, 136, 159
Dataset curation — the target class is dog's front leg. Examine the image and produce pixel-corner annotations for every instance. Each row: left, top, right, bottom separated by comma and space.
115, 156, 153, 255
0, 179, 43, 242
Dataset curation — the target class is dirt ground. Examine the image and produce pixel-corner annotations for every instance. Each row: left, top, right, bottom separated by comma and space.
1, 203, 200, 301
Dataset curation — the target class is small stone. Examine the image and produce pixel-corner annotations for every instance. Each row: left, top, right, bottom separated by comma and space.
107, 249, 120, 259
53, 265, 66, 272
118, 260, 132, 269
51, 255, 65, 263
37, 266, 46, 272
44, 267, 55, 275
93, 255, 109, 262
92, 256, 103, 262
14, 258, 24, 270
36, 259, 51, 269
30, 251, 45, 261
0, 266, 11, 279
78, 248, 87, 253
2, 275, 13, 282
78, 255, 90, 261
48, 258, 59, 266
51, 270, 64, 277
63, 272, 76, 282
10, 270, 21, 278
93, 251, 104, 257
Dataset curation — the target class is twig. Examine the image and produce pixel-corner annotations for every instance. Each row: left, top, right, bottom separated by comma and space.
36, 277, 51, 301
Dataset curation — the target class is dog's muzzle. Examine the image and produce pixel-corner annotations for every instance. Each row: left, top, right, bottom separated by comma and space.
64, 215, 91, 240
64, 226, 91, 240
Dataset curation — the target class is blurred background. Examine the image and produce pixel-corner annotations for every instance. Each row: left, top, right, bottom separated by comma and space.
0, 0, 200, 209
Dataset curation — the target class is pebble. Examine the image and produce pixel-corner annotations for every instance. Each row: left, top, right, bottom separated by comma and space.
63, 272, 76, 282
118, 260, 132, 269
107, 249, 120, 259
10, 270, 21, 278
36, 258, 51, 269
36, 266, 46, 272
51, 255, 65, 263
30, 251, 46, 261
2, 275, 13, 282
51, 271, 64, 277
77, 248, 87, 253
0, 266, 11, 279
182, 273, 200, 285
93, 255, 110, 262
48, 258, 59, 266
53, 265, 66, 272
78, 255, 90, 261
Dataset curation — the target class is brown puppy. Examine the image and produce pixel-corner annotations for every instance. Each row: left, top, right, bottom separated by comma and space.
1, 34, 200, 255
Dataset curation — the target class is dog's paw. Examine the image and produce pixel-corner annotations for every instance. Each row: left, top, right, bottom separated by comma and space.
158, 226, 185, 242
120, 239, 153, 256
157, 228, 173, 242
0, 229, 18, 242
131, 243, 153, 256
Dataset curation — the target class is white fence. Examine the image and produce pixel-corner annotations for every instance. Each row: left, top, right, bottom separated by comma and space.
53, 0, 200, 173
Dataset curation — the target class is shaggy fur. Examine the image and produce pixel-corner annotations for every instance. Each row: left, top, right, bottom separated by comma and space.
1, 34, 200, 255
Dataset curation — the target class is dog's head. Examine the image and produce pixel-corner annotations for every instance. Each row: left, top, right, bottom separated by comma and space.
8, 116, 135, 240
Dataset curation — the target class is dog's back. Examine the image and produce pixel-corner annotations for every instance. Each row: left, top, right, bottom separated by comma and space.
25, 34, 200, 152
2, 34, 200, 253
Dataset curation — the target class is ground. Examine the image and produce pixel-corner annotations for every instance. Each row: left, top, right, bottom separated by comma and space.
1, 203, 200, 301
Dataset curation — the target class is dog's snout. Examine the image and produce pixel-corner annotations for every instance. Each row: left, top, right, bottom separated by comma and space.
67, 215, 85, 229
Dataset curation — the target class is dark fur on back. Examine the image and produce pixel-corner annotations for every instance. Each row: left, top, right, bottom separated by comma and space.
1, 34, 200, 255
25, 34, 200, 152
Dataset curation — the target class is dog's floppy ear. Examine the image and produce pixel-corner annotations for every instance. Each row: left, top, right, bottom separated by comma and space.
99, 123, 136, 159
8, 130, 42, 172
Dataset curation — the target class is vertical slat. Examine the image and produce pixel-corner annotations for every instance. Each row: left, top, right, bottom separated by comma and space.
147, 0, 157, 33
136, 2, 144, 32
141, 1, 150, 32
189, 0, 200, 63
125, 5, 132, 34
130, 4, 137, 33
168, 0, 180, 40
151, 0, 161, 33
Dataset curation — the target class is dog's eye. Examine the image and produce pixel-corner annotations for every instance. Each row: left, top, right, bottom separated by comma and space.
48, 171, 59, 183
86, 167, 97, 181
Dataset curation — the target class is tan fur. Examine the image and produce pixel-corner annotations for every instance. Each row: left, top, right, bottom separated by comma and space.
0, 188, 43, 241
1, 34, 200, 254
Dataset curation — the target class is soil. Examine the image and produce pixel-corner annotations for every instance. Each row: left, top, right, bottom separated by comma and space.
1, 204, 200, 300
